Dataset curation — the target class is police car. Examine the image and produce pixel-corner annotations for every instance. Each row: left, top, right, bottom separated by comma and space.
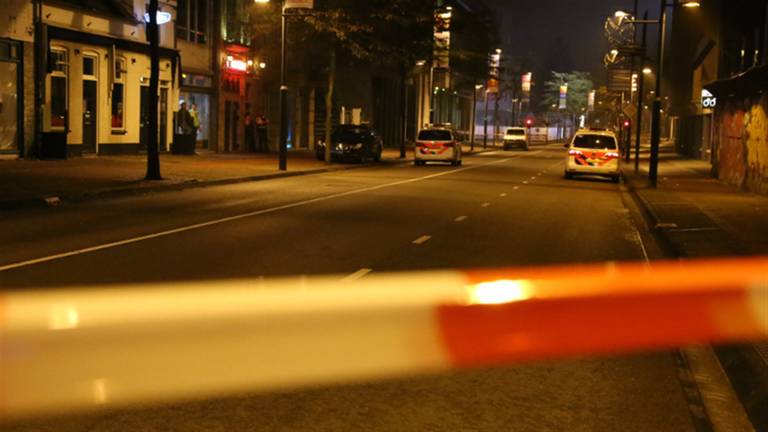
564, 129, 621, 182
414, 126, 463, 166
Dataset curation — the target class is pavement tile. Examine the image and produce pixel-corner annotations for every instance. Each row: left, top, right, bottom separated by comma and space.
623, 144, 768, 430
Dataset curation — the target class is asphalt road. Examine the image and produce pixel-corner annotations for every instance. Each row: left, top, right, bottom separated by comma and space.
2, 145, 699, 431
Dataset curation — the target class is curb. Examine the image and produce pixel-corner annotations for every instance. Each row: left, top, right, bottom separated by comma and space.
622, 171, 768, 432
0, 158, 408, 212
621, 173, 682, 258
0, 147, 506, 212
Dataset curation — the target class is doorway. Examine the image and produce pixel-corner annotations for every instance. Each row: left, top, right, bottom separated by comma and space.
82, 80, 97, 153
140, 86, 149, 150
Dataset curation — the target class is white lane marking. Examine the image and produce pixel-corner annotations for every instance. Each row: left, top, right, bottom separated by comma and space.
513, 186, 520, 190
530, 176, 537, 180
499, 193, 507, 197
0, 157, 514, 273
523, 181, 529, 185
454, 216, 468, 222
341, 268, 372, 282
412, 235, 432, 245
481, 202, 491, 208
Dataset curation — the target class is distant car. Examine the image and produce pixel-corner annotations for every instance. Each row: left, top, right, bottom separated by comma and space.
503, 127, 529, 151
316, 125, 383, 162
564, 130, 621, 182
414, 127, 463, 166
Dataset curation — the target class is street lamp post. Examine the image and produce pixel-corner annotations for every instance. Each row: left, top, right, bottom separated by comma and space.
279, 3, 288, 171
635, 12, 649, 174
648, 0, 669, 188
622, 0, 699, 187
471, 84, 483, 152
255, 0, 295, 171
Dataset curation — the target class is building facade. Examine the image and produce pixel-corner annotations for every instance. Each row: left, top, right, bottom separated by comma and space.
2, 0, 182, 158
176, 0, 216, 151
669, 0, 768, 194
217, 0, 263, 153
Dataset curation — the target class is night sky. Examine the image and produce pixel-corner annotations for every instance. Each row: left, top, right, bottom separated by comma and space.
485, 0, 661, 85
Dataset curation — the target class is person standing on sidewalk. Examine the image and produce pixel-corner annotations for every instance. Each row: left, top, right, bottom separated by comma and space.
244, 112, 256, 153
177, 102, 194, 135
256, 114, 269, 153
189, 103, 200, 140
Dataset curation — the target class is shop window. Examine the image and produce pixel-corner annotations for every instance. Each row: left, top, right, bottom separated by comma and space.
176, 0, 208, 44
111, 57, 126, 130
49, 47, 68, 129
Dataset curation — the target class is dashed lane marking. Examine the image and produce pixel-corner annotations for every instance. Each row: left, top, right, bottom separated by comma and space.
454, 216, 468, 222
481, 202, 491, 208
513, 186, 521, 190
0, 157, 517, 273
412, 235, 432, 245
341, 268, 372, 282
500, 193, 507, 197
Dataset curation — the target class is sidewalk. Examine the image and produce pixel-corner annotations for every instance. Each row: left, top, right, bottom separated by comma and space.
623, 144, 768, 430
0, 148, 415, 209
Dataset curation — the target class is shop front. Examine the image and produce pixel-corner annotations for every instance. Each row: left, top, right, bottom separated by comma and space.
0, 39, 23, 155
180, 73, 214, 150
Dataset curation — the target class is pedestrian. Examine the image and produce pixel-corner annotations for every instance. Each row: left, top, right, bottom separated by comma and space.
256, 114, 269, 152
177, 102, 195, 135
244, 111, 256, 153
190, 103, 200, 140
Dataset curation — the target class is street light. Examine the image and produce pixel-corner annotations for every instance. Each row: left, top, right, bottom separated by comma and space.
650, 0, 699, 187
255, 0, 294, 171
625, 0, 699, 187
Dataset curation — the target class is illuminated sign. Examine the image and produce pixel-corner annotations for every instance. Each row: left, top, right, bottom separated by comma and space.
559, 84, 568, 109
144, 11, 172, 25
226, 58, 248, 72
285, 0, 314, 8
522, 73, 532, 94
702, 89, 717, 109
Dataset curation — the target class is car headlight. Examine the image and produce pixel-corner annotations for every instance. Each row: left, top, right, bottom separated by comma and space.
336, 143, 344, 151
352, 143, 363, 150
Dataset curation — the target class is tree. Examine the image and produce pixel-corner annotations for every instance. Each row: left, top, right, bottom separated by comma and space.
541, 71, 594, 116
251, 0, 434, 163
145, 0, 161, 180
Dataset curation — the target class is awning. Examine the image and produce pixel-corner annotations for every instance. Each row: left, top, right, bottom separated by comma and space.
704, 65, 768, 99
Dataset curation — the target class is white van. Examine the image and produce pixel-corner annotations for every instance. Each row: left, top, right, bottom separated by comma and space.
503, 127, 529, 151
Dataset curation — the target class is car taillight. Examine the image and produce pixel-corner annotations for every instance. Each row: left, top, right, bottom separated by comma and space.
606, 152, 620, 158
568, 149, 582, 156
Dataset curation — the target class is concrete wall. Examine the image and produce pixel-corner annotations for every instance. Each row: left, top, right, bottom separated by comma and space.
715, 95, 768, 194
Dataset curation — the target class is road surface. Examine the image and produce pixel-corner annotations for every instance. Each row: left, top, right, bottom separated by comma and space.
2, 145, 699, 431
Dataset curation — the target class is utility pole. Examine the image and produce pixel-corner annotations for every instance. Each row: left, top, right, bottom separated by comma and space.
649, 0, 667, 188
145, 0, 162, 180
635, 11, 649, 174
470, 82, 478, 152
278, 2, 288, 171
33, 0, 44, 158
483, 90, 489, 149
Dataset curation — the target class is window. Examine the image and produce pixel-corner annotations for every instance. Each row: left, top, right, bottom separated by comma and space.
49, 48, 68, 129
418, 130, 453, 141
223, 0, 251, 46
111, 57, 126, 130
176, 0, 208, 44
573, 135, 618, 150
83, 55, 96, 77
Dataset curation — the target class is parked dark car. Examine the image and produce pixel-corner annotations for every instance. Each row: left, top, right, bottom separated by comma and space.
316, 125, 384, 162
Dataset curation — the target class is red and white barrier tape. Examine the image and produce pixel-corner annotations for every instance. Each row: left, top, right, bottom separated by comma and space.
1, 257, 767, 419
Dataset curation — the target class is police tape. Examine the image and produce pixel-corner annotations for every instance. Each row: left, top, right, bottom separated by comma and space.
1, 257, 767, 419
